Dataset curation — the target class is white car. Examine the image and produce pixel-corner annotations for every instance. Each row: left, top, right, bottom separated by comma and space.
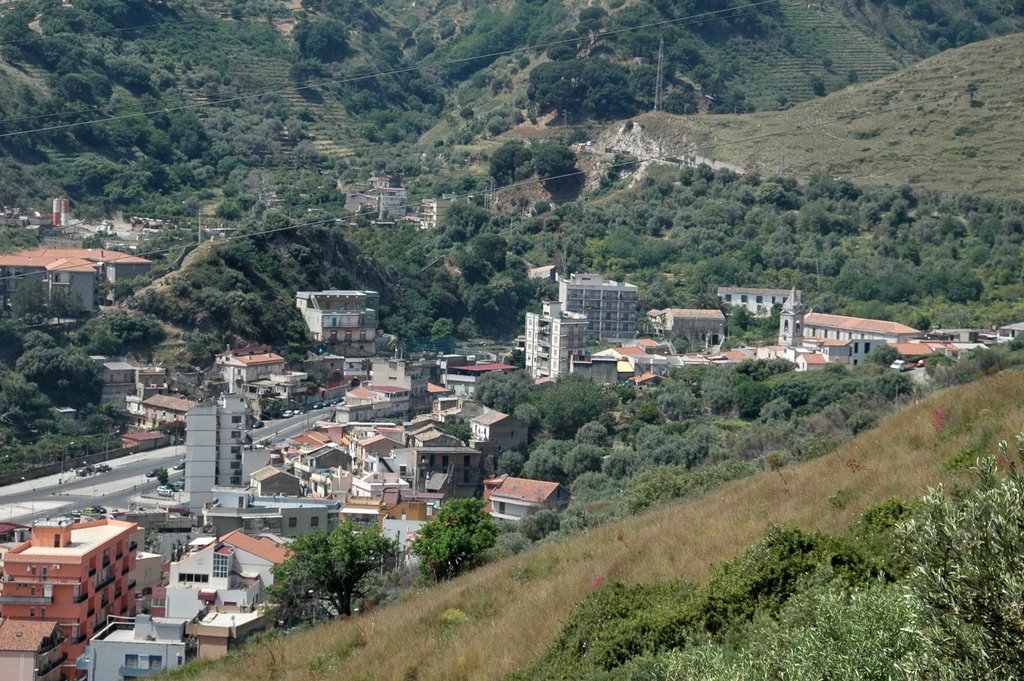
156, 485, 175, 497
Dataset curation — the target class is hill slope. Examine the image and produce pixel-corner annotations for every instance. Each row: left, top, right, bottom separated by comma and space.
171, 370, 1024, 681
599, 33, 1024, 196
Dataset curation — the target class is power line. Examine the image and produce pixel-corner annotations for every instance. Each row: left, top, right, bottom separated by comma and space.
0, 0, 781, 136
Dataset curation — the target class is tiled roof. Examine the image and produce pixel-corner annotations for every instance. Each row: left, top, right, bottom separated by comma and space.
142, 394, 196, 412
222, 352, 284, 366
447, 363, 517, 373
368, 385, 409, 394
0, 618, 61, 652
218, 529, 289, 564
45, 257, 99, 273
801, 353, 828, 365
659, 308, 726, 320
250, 466, 293, 482
804, 312, 919, 336
489, 477, 562, 503
0, 248, 151, 268
427, 382, 452, 394
347, 387, 374, 399
889, 343, 937, 357
634, 372, 662, 384
472, 409, 510, 426
122, 432, 164, 441
615, 346, 647, 357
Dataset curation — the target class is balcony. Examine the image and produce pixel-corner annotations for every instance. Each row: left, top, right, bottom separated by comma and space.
129, 541, 138, 552
88, 566, 96, 577
122, 566, 130, 576
95, 573, 115, 591
0, 594, 52, 604
102, 556, 111, 567
119, 666, 163, 677
74, 591, 88, 604
39, 653, 67, 676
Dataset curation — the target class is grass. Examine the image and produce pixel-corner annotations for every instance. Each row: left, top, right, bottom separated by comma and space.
168, 370, 1024, 681
616, 33, 1024, 197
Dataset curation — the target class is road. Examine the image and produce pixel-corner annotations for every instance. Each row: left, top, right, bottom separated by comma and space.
0, 406, 336, 525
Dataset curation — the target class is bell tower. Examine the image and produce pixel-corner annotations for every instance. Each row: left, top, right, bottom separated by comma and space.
778, 287, 804, 346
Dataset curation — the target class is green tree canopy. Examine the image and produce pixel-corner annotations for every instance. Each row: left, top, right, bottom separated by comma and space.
412, 498, 498, 581
269, 520, 398, 621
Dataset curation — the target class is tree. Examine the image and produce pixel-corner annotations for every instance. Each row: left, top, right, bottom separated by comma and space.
412, 498, 498, 581
474, 370, 533, 414
489, 141, 533, 185
155, 468, 169, 486
534, 373, 616, 439
867, 344, 899, 366
269, 521, 398, 621
901, 443, 1024, 678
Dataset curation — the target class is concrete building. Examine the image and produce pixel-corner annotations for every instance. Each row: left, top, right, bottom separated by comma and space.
558, 273, 638, 340
418, 194, 455, 230
469, 409, 527, 453
0, 249, 151, 314
0, 618, 64, 681
77, 615, 185, 681
647, 309, 726, 348
525, 301, 588, 380
185, 394, 269, 513
248, 467, 302, 497
130, 394, 195, 431
295, 291, 380, 356
201, 487, 339, 537
214, 350, 287, 395
0, 519, 138, 680
717, 287, 795, 316
440, 358, 518, 398
94, 359, 135, 408
370, 358, 432, 414
997, 321, 1024, 343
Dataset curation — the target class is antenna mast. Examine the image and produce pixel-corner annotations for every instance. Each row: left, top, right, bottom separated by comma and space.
654, 38, 664, 112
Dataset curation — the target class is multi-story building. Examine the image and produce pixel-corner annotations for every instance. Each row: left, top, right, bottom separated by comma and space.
295, 291, 380, 356
418, 195, 455, 230
77, 615, 186, 681
214, 349, 286, 395
0, 249, 151, 313
185, 394, 269, 513
0, 519, 138, 681
558, 273, 638, 340
370, 358, 433, 414
0, 618, 65, 681
201, 486, 339, 537
129, 394, 195, 431
524, 302, 588, 379
717, 287, 796, 316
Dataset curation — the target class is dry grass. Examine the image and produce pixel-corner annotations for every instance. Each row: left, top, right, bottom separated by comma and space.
613, 33, 1024, 197
177, 371, 1024, 681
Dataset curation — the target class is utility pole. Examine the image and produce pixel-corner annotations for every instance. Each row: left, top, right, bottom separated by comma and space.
654, 37, 664, 112
197, 204, 202, 244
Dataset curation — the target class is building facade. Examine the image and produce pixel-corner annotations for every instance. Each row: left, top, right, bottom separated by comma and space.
524, 302, 588, 379
647, 308, 726, 348
0, 619, 64, 681
558, 273, 638, 340
717, 287, 795, 316
0, 519, 138, 681
77, 615, 185, 681
185, 394, 256, 513
295, 291, 380, 356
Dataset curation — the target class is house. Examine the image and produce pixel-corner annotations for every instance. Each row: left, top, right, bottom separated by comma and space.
558, 273, 638, 340
405, 425, 463, 449
440, 358, 518, 397
351, 435, 400, 474
469, 409, 527, 453
527, 265, 557, 281
349, 471, 410, 498
133, 394, 196, 431
795, 352, 828, 372
0, 518, 139, 680
295, 291, 380, 356
483, 476, 572, 520
717, 287, 795, 316
248, 466, 302, 497
201, 487, 339, 537
801, 312, 920, 344
568, 355, 620, 384
997, 321, 1024, 343
647, 308, 726, 348
389, 446, 489, 498
0, 248, 151, 313
77, 615, 186, 681
215, 350, 308, 409
95, 358, 136, 407
164, 529, 288, 622
418, 194, 455, 230
343, 175, 407, 218
370, 358, 433, 413
120, 431, 170, 451
525, 301, 588, 379
0, 618, 64, 681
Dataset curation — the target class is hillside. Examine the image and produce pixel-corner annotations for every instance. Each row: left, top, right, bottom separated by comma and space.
599, 33, 1024, 196
3, 0, 1024, 215
168, 370, 1024, 681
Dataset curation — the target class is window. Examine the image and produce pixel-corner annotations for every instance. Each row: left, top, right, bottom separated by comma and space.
288, 517, 297, 528
212, 553, 229, 579
231, 446, 241, 455
230, 431, 241, 439
231, 415, 242, 424
148, 655, 163, 670
498, 502, 506, 514
124, 654, 139, 669
310, 516, 319, 527
756, 295, 763, 304
40, 566, 47, 578
463, 455, 470, 468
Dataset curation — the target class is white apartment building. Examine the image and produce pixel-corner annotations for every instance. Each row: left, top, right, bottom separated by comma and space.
525, 301, 588, 379
558, 273, 638, 340
295, 290, 380, 356
184, 394, 269, 513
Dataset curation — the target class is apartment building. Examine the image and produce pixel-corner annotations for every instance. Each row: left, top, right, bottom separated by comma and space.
296, 290, 380, 357
0, 519, 138, 681
558, 273, 638, 340
185, 394, 269, 513
717, 287, 795, 316
524, 301, 588, 379
77, 615, 186, 681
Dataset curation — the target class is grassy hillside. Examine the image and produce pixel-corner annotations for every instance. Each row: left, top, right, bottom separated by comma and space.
607, 33, 1024, 196
169, 370, 1024, 681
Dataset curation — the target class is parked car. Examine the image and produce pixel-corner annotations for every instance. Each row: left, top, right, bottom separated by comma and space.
282, 410, 294, 418
170, 481, 184, 492
156, 485, 174, 497
916, 359, 926, 368
93, 463, 112, 473
172, 460, 186, 471
889, 359, 911, 372
145, 469, 159, 478
76, 467, 93, 477
251, 420, 265, 430
313, 402, 323, 410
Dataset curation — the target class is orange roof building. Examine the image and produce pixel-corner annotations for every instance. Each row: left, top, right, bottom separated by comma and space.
0, 618, 64, 681
483, 476, 572, 520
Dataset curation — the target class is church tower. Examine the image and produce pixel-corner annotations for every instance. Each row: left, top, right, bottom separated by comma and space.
778, 287, 804, 346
